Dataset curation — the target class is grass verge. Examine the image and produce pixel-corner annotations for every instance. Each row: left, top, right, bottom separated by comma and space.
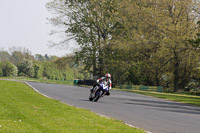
0, 77, 74, 85
114, 88, 200, 107
0, 80, 144, 133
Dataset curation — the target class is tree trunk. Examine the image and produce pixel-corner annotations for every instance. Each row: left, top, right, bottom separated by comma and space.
90, 27, 97, 79
173, 50, 179, 92
174, 64, 179, 92
92, 49, 97, 78
155, 68, 160, 86
98, 50, 104, 77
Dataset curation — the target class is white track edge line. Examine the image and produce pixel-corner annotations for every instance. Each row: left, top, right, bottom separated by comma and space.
24, 81, 53, 99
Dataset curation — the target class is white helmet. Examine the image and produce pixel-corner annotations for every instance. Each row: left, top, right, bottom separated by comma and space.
105, 73, 111, 78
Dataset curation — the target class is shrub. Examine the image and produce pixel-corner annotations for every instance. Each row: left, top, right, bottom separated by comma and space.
2, 61, 18, 77
33, 62, 44, 79
17, 60, 34, 77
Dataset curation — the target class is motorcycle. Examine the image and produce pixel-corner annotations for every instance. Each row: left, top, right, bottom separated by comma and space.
89, 82, 109, 102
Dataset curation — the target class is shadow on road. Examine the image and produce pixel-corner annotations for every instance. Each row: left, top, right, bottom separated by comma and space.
121, 98, 200, 115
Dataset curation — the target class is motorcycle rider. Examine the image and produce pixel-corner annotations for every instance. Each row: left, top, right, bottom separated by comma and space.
91, 73, 112, 96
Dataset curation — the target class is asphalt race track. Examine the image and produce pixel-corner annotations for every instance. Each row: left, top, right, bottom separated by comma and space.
27, 82, 200, 133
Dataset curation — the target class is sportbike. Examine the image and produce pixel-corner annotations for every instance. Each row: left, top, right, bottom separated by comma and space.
89, 82, 109, 102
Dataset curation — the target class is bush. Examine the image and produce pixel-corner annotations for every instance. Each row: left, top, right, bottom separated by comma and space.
42, 62, 77, 81
43, 62, 63, 80
2, 61, 18, 77
17, 60, 34, 77
33, 62, 44, 79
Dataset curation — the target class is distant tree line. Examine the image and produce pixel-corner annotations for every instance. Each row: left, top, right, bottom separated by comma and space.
0, 47, 87, 80
47, 0, 200, 92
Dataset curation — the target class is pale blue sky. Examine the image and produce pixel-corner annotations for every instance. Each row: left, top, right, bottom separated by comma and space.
0, 0, 70, 57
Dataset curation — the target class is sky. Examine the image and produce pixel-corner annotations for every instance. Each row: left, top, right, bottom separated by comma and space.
0, 0, 72, 57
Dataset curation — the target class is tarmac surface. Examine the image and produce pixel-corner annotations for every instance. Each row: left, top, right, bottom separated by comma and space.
27, 82, 200, 133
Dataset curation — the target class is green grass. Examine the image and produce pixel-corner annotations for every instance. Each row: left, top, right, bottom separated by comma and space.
0, 80, 144, 133
114, 89, 200, 107
0, 77, 74, 85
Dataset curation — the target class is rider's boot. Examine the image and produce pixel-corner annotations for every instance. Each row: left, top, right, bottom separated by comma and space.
105, 90, 110, 96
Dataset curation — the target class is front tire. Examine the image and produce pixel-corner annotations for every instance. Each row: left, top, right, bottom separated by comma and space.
94, 90, 102, 102
89, 97, 93, 101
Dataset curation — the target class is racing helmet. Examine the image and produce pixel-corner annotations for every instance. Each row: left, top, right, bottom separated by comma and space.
105, 73, 111, 78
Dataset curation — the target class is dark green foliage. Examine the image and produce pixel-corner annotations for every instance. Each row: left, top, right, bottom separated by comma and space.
0, 48, 86, 80
0, 47, 86, 80
33, 62, 44, 79
42, 61, 75, 80
43, 62, 60, 80
53, 55, 86, 80
128, 64, 142, 85
63, 68, 74, 80
17, 60, 34, 77
1, 61, 18, 77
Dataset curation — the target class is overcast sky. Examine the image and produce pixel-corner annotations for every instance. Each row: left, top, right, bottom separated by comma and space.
0, 0, 71, 57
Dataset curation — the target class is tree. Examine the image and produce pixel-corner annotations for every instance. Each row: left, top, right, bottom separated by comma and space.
50, 55, 59, 61
2, 61, 18, 77
47, 0, 200, 92
10, 51, 24, 65
0, 50, 11, 62
47, 0, 121, 78
0, 62, 3, 77
33, 62, 44, 79
159, 0, 199, 91
110, 0, 200, 91
35, 54, 46, 61
45, 54, 50, 61
17, 60, 34, 77
9, 47, 34, 65
35, 54, 58, 61
190, 21, 200, 48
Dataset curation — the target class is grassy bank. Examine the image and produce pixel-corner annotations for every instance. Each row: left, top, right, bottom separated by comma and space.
115, 89, 200, 107
0, 77, 74, 85
0, 80, 144, 133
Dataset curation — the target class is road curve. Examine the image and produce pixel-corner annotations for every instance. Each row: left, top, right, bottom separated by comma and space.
27, 82, 200, 133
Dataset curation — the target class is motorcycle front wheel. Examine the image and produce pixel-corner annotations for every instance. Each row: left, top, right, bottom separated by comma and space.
89, 94, 93, 101
94, 89, 102, 102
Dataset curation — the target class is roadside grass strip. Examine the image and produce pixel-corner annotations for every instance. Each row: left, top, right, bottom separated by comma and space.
0, 77, 74, 85
116, 89, 200, 107
0, 80, 145, 133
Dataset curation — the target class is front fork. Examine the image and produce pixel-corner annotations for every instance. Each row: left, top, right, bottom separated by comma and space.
99, 85, 108, 97
90, 86, 98, 96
